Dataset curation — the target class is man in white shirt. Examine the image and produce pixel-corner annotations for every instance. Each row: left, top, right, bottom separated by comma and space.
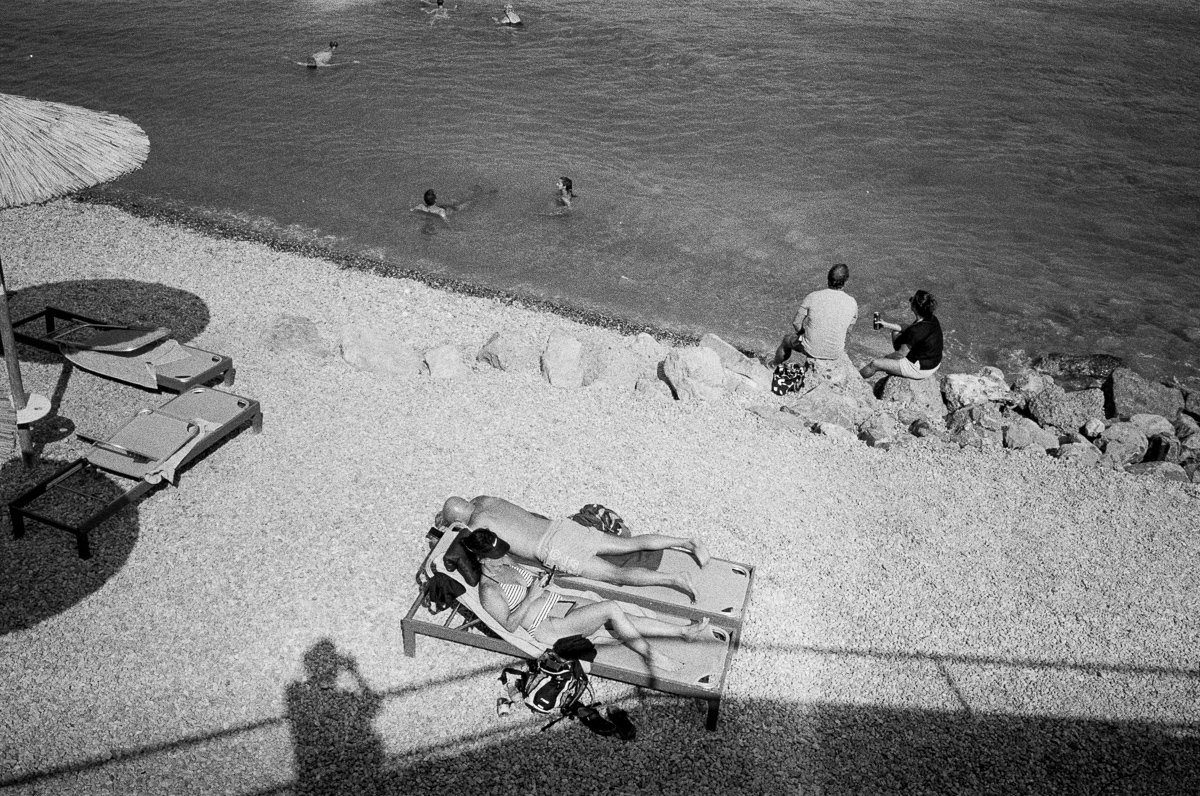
771, 263, 858, 367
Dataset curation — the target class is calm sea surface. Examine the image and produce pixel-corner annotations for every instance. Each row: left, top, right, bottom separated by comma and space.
4, 0, 1199, 381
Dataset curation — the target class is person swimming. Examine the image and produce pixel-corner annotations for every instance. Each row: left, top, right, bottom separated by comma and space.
307, 41, 337, 68
411, 188, 452, 222
426, 0, 453, 24
556, 176, 576, 208
493, 3, 522, 26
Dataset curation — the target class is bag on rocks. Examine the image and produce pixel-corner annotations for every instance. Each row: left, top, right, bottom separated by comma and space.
771, 362, 806, 396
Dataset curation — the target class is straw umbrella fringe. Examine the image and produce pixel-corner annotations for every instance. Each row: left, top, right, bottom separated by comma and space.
0, 92, 149, 463
0, 93, 149, 207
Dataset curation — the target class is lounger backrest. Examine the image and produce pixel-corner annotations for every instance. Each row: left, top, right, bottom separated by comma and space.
426, 527, 544, 657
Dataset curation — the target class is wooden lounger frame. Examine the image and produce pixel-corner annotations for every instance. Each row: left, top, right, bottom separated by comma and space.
401, 529, 754, 730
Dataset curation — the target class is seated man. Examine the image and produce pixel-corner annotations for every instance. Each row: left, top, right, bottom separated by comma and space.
441, 495, 709, 601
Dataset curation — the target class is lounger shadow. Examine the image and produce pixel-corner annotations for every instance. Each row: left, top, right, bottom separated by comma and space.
8, 387, 263, 558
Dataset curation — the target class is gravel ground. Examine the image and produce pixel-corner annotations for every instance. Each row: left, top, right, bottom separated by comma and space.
1, 201, 1198, 795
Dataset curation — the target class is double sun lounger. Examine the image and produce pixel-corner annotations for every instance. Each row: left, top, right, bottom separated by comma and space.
6, 306, 261, 558
402, 524, 755, 730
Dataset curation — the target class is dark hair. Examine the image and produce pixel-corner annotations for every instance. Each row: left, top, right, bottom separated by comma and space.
910, 289, 938, 318
827, 263, 849, 289
423, 189, 437, 206
329, 41, 338, 49
462, 528, 510, 559
559, 176, 575, 197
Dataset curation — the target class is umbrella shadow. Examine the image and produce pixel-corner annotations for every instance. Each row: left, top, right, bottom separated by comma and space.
7, 278, 212, 365
0, 455, 139, 635
285, 639, 387, 796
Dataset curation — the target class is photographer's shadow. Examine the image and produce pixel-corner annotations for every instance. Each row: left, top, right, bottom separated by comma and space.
286, 639, 385, 796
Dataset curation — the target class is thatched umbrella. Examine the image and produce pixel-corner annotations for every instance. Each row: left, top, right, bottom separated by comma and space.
0, 92, 150, 464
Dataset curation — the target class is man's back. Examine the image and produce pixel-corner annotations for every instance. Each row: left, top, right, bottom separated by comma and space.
796, 288, 858, 360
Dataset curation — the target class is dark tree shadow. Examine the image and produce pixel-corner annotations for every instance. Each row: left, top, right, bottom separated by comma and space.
286, 639, 386, 796
0, 456, 139, 635
7, 278, 211, 365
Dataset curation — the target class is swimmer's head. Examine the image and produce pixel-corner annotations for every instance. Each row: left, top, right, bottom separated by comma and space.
504, 3, 514, 10
437, 0, 444, 6
462, 528, 510, 560
827, 263, 849, 289
423, 189, 437, 206
558, 176, 574, 196
329, 41, 338, 50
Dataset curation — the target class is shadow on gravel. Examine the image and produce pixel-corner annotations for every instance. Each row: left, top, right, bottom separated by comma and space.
7, 279, 211, 365
0, 456, 139, 635
375, 696, 1199, 796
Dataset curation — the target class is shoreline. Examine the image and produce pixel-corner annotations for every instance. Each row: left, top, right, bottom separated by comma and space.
1, 199, 1197, 793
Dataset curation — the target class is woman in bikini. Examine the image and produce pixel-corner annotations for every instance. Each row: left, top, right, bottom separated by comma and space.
472, 549, 711, 675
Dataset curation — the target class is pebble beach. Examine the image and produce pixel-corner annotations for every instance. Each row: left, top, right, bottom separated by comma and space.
1, 200, 1198, 794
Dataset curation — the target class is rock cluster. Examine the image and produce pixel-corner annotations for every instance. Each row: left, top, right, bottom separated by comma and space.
314, 313, 1200, 487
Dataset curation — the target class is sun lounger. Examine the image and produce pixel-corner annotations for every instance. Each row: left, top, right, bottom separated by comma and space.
8, 387, 263, 558
11, 306, 234, 391
401, 526, 752, 730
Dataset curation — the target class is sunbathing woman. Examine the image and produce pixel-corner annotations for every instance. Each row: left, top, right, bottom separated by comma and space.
472, 540, 712, 675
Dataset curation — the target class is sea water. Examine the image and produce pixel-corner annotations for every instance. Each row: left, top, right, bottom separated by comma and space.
4, 0, 1198, 382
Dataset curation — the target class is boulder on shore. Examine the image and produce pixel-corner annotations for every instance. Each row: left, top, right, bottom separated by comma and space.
1106, 367, 1184, 420
662, 346, 725, 401
541, 331, 584, 388
941, 367, 1011, 411
341, 324, 421, 375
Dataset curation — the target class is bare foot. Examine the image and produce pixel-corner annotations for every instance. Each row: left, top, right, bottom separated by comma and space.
646, 649, 683, 674
682, 617, 711, 642
690, 539, 711, 568
674, 571, 697, 603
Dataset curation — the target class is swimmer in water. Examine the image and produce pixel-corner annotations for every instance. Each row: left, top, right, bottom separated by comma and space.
425, 0, 454, 24
411, 189, 453, 222
556, 176, 576, 209
493, 3, 522, 25
307, 41, 337, 68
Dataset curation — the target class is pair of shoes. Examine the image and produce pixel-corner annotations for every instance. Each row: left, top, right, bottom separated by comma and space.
496, 698, 512, 717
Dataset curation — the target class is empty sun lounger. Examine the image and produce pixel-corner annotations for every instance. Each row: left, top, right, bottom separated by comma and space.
401, 525, 753, 730
11, 306, 234, 391
8, 387, 263, 558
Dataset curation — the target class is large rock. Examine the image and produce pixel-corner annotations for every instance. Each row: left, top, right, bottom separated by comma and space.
1026, 385, 1105, 433
1003, 416, 1057, 452
941, 367, 1011, 411
425, 344, 471, 379
630, 332, 668, 364
661, 346, 725, 401
1145, 433, 1183, 464
541, 331, 585, 388
1010, 371, 1055, 411
1125, 461, 1190, 483
1098, 421, 1149, 467
340, 324, 421, 375
260, 314, 332, 358
477, 331, 539, 373
699, 333, 771, 391
858, 413, 902, 448
1106, 367, 1183, 420
748, 404, 813, 434
1033, 352, 1122, 389
804, 354, 874, 403
1054, 441, 1101, 467
782, 382, 872, 428
1126, 413, 1174, 438
584, 341, 656, 391
878, 374, 946, 417
946, 403, 1006, 435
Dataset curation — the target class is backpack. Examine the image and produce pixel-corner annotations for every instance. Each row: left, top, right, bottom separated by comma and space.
517, 649, 590, 717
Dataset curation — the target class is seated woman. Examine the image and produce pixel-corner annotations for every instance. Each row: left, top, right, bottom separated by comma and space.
859, 289, 943, 380
474, 551, 711, 676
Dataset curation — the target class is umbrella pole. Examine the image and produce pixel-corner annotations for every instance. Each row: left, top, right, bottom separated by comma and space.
0, 254, 36, 466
